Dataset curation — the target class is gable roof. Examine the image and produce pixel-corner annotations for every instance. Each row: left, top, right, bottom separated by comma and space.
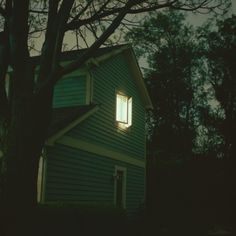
90, 45, 153, 109
31, 44, 153, 109
46, 45, 153, 145
48, 104, 97, 136
78, 44, 153, 109
31, 44, 127, 65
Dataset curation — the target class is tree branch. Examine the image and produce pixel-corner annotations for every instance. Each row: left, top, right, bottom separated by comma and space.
29, 9, 48, 14
36, 0, 141, 92
59, 0, 138, 77
65, 0, 178, 30
66, 0, 228, 31
36, 0, 230, 92
70, 0, 93, 23
36, 0, 75, 93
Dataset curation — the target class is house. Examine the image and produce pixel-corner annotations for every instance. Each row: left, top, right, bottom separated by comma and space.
37, 44, 153, 217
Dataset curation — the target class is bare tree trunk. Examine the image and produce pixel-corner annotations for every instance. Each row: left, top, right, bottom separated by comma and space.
1, 81, 53, 235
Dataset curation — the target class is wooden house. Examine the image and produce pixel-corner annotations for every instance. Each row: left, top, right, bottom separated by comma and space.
37, 44, 153, 216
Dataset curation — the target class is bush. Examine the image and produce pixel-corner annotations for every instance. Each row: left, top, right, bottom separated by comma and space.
34, 202, 127, 236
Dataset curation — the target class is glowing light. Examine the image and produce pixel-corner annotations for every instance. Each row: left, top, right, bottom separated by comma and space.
116, 93, 132, 129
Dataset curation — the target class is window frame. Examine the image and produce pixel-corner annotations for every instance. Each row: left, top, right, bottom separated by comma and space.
113, 165, 127, 209
115, 92, 132, 129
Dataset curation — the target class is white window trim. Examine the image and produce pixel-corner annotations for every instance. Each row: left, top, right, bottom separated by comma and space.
116, 93, 132, 129
113, 165, 127, 209
37, 150, 47, 203
86, 72, 93, 104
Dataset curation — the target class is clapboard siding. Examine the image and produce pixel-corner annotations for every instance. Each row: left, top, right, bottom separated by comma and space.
43, 49, 148, 217
45, 144, 145, 216
67, 54, 146, 160
53, 75, 87, 108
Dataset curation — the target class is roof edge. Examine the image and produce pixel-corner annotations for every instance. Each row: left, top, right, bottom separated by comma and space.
86, 45, 153, 110
46, 105, 99, 146
84, 44, 131, 68
123, 48, 153, 110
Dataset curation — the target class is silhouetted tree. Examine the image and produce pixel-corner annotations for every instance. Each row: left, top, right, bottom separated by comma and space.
198, 16, 236, 227
126, 10, 201, 161
125, 12, 209, 227
126, 9, 236, 234
199, 15, 236, 160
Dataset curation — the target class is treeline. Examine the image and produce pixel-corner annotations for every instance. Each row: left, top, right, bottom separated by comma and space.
126, 11, 236, 231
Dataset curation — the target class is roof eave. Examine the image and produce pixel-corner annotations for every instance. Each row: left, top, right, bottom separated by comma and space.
46, 105, 99, 146
86, 45, 153, 110
123, 48, 153, 110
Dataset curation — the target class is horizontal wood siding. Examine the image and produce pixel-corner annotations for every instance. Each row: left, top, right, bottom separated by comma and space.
53, 75, 86, 108
45, 144, 145, 216
67, 54, 146, 160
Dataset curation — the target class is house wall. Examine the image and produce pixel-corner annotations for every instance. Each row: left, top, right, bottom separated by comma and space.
44, 144, 145, 216
53, 75, 87, 108
67, 53, 146, 161
44, 52, 147, 216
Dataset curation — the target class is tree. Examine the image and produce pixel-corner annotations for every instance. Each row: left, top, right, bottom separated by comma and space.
198, 16, 236, 224
199, 15, 236, 160
126, 10, 200, 160
0, 0, 231, 233
125, 11, 208, 223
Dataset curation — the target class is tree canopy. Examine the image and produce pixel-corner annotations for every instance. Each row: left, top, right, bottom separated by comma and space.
197, 14, 236, 159
126, 10, 202, 160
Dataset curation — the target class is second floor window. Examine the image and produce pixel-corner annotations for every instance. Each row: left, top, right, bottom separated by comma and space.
116, 93, 132, 128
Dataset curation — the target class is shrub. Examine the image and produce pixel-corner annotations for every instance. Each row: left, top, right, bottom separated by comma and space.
34, 202, 127, 236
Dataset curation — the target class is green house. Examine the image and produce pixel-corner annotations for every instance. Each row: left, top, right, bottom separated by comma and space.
37, 44, 153, 217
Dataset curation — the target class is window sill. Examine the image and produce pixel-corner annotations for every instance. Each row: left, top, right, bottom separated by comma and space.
116, 122, 132, 133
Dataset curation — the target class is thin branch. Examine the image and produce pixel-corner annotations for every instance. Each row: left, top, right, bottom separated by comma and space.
171, 0, 225, 12
87, 22, 99, 40
70, 0, 93, 22
28, 45, 41, 54
59, 0, 140, 76
78, 28, 88, 48
66, 0, 229, 31
29, 9, 48, 14
94, 0, 112, 16
127, 0, 178, 13
29, 28, 46, 35
65, 0, 178, 30
35, 0, 140, 93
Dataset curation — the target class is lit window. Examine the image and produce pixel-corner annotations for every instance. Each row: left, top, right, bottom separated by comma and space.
116, 93, 132, 128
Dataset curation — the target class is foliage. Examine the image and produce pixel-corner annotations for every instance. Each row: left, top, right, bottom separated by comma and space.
126, 10, 201, 160
127, 12, 236, 232
197, 15, 236, 159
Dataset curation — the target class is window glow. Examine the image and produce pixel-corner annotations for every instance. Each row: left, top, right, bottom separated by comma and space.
116, 93, 132, 129
128, 97, 132, 127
